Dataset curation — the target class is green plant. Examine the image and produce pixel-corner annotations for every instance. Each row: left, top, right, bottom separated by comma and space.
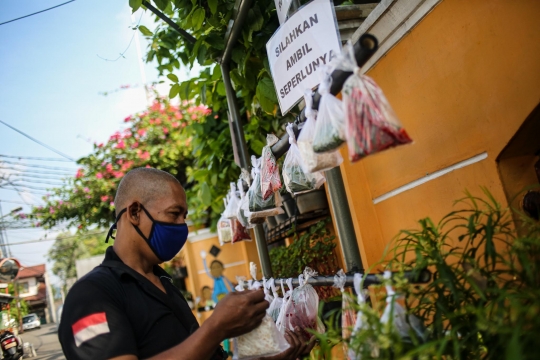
315, 189, 540, 359
269, 218, 341, 300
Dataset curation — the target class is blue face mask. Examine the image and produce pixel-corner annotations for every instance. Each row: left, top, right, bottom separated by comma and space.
106, 205, 189, 262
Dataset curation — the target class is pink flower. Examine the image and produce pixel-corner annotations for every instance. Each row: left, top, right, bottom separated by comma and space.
19, 213, 27, 219
155, 118, 162, 125
162, 127, 169, 134
96, 173, 103, 179
83, 187, 90, 193
106, 164, 113, 173
101, 195, 109, 202
137, 129, 147, 137
149, 119, 155, 125
75, 168, 84, 179
151, 101, 162, 111
113, 171, 124, 179
35, 222, 41, 227
174, 112, 183, 120
131, 142, 139, 149
145, 165, 151, 168
191, 114, 197, 120
214, 115, 219, 119
97, 143, 104, 148
59, 200, 64, 205
49, 207, 55, 214
172, 122, 180, 128
139, 151, 150, 161
121, 160, 134, 171
86, 195, 92, 199
110, 201, 115, 206
124, 115, 132, 122
116, 140, 125, 149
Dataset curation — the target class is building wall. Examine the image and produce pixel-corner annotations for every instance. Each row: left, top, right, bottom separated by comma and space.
19, 277, 38, 297
339, 0, 540, 268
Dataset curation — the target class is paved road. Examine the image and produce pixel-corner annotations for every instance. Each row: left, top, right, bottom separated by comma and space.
19, 324, 65, 360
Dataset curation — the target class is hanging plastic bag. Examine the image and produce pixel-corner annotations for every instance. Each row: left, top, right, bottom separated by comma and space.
348, 273, 378, 360
333, 270, 357, 357
222, 183, 240, 219
267, 278, 284, 322
288, 268, 325, 341
260, 134, 282, 200
297, 90, 343, 173
262, 277, 274, 306
236, 179, 250, 228
247, 156, 284, 224
312, 67, 346, 153
380, 271, 427, 343
276, 278, 295, 334
339, 41, 413, 162
231, 218, 251, 243
217, 216, 233, 245
282, 123, 325, 194
234, 269, 289, 359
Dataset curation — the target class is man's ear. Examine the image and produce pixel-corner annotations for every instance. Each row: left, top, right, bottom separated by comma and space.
126, 202, 142, 225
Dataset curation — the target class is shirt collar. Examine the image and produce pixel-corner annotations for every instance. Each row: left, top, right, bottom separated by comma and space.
103, 246, 170, 279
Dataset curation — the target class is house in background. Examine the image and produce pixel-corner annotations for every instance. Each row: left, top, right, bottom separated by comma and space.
15, 264, 56, 324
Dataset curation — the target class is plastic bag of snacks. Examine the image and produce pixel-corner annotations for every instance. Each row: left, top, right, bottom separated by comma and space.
276, 278, 295, 334
217, 216, 232, 245
338, 42, 412, 162
333, 270, 357, 357
234, 268, 289, 359
267, 279, 284, 322
288, 268, 325, 341
231, 218, 251, 243
282, 123, 325, 194
223, 183, 240, 219
247, 156, 283, 224
236, 179, 250, 228
260, 134, 282, 200
312, 67, 346, 153
297, 90, 343, 173
380, 271, 427, 343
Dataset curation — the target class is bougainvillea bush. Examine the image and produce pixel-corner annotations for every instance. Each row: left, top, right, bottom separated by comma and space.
29, 95, 236, 230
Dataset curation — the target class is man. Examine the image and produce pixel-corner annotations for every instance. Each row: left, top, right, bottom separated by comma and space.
58, 168, 313, 359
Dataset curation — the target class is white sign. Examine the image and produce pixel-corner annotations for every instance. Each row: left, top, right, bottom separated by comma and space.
274, 0, 293, 24
266, 0, 341, 115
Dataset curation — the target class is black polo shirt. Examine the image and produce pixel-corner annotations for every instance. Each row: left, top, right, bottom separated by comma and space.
58, 247, 209, 360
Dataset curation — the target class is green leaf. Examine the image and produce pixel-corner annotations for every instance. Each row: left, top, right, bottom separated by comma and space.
129, 0, 142, 12
167, 73, 179, 83
138, 25, 153, 37
153, 0, 168, 11
200, 183, 212, 206
257, 77, 278, 102
208, 0, 218, 15
192, 7, 205, 31
216, 81, 226, 96
247, 6, 264, 32
169, 83, 180, 98
197, 44, 207, 66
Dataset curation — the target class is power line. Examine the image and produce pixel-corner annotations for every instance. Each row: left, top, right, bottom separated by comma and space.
0, 199, 41, 206
0, 154, 73, 163
8, 231, 108, 247
0, 120, 75, 161
0, 0, 76, 26
0, 187, 48, 196
5, 173, 67, 181
97, 12, 143, 62
0, 159, 76, 172
0, 166, 71, 177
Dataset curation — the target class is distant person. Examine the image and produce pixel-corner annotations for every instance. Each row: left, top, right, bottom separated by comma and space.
201, 252, 235, 303
58, 168, 312, 360
199, 286, 216, 310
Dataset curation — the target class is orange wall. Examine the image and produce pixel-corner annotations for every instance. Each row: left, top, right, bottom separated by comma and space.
340, 0, 540, 268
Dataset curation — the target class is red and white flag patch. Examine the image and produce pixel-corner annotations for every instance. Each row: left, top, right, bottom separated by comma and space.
72, 312, 110, 347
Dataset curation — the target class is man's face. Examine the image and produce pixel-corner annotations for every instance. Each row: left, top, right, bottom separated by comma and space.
143, 181, 188, 225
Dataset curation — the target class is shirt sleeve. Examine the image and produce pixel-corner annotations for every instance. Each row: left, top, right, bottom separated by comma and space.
58, 276, 138, 360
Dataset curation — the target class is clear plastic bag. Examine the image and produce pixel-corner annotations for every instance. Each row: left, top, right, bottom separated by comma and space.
267, 278, 283, 322
217, 216, 232, 245
288, 268, 325, 341
339, 41, 413, 162
223, 183, 240, 219
260, 134, 282, 200
276, 278, 295, 334
297, 90, 343, 173
333, 270, 357, 357
234, 267, 290, 359
312, 67, 346, 153
380, 271, 427, 343
282, 123, 325, 194
348, 273, 377, 360
247, 156, 284, 224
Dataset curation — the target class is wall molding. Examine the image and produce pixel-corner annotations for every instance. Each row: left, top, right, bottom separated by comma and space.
187, 228, 217, 243
352, 0, 443, 74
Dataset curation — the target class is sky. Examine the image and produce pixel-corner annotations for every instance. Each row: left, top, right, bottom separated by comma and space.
0, 0, 197, 288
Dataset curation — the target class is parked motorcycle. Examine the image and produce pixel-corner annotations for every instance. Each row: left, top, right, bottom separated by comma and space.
0, 331, 24, 360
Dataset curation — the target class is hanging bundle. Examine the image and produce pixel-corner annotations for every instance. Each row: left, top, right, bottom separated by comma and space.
267, 278, 284, 322
217, 215, 233, 245
233, 269, 289, 359
236, 179, 250, 228
223, 183, 240, 219
246, 156, 284, 224
289, 268, 325, 341
297, 90, 343, 173
348, 273, 378, 359
260, 134, 282, 200
380, 271, 427, 343
262, 277, 274, 307
275, 278, 295, 334
282, 123, 325, 194
333, 269, 357, 357
312, 67, 346, 153
338, 41, 412, 162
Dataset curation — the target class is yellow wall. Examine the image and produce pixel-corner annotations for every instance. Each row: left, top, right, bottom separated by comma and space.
340, 0, 540, 268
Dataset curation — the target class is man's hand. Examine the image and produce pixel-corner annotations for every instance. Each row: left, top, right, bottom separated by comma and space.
205, 290, 269, 340
259, 328, 317, 360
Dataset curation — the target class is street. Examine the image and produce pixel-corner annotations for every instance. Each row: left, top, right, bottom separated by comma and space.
19, 324, 65, 360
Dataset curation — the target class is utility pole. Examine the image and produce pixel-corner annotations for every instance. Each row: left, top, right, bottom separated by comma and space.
13, 279, 23, 334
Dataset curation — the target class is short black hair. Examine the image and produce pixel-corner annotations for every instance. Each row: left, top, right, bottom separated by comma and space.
210, 260, 224, 268
201, 286, 211, 291
114, 167, 181, 215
